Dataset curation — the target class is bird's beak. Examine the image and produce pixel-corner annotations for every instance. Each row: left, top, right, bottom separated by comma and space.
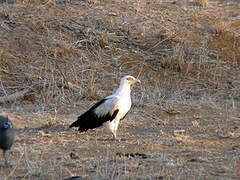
135, 79, 141, 84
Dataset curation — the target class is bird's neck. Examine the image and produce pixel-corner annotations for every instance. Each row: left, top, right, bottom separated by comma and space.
0, 128, 8, 132
114, 83, 131, 97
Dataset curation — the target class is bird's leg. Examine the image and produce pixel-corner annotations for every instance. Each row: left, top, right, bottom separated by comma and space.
112, 129, 121, 142
114, 120, 121, 141
109, 120, 120, 141
3, 150, 10, 167
112, 131, 119, 141
112, 130, 117, 139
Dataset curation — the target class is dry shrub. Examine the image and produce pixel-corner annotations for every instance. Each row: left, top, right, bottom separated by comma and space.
188, 0, 209, 7
188, 5, 240, 66
0, 0, 239, 108
208, 23, 240, 65
160, 45, 195, 75
81, 87, 101, 100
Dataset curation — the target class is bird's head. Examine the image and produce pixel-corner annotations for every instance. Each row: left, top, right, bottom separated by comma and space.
121, 75, 141, 85
1, 122, 10, 130
0, 115, 9, 127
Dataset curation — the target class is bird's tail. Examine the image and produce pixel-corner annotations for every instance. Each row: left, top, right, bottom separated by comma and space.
69, 118, 88, 133
69, 120, 79, 128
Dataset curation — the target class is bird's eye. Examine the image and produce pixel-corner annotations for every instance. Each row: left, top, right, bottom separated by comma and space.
127, 77, 134, 81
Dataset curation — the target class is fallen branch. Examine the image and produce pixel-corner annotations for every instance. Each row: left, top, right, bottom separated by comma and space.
0, 21, 13, 33
0, 89, 32, 104
0, 81, 81, 104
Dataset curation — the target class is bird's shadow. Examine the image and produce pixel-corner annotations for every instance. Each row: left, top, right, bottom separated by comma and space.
15, 124, 71, 138
16, 124, 128, 143
33, 124, 69, 133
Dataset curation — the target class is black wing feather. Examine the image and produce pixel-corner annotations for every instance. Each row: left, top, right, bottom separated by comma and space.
120, 111, 129, 120
69, 99, 119, 132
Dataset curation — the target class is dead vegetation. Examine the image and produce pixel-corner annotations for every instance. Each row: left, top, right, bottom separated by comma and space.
0, 0, 240, 179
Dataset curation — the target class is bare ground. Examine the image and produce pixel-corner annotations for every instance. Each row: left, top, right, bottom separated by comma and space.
0, 0, 240, 179
0, 101, 239, 179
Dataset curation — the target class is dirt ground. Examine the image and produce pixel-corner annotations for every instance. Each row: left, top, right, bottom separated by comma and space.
0, 101, 239, 179
0, 0, 240, 179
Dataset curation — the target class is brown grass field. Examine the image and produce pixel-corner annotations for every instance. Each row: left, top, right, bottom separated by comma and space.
0, 0, 240, 179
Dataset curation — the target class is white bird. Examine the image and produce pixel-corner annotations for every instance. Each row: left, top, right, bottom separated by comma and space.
69, 75, 141, 140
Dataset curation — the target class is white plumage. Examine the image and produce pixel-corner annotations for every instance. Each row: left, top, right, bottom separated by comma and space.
69, 75, 141, 139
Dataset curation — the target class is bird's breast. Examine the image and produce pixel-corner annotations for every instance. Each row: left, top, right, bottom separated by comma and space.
117, 97, 131, 119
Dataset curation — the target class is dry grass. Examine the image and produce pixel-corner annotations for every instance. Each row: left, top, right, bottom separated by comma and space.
0, 0, 240, 179
0, 0, 238, 109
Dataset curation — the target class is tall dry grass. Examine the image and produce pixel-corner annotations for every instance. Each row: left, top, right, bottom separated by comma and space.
0, 0, 239, 110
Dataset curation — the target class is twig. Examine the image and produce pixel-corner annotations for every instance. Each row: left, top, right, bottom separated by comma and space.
0, 21, 13, 33
147, 34, 177, 51
0, 89, 32, 104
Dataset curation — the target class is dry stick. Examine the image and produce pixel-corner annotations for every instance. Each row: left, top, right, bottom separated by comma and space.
0, 80, 8, 96
4, 152, 24, 180
49, 58, 82, 69
55, 63, 68, 83
147, 34, 177, 51
137, 62, 144, 79
0, 21, 13, 33
0, 80, 81, 104
0, 89, 31, 104
0, 58, 83, 103
65, 167, 76, 177
49, 58, 82, 93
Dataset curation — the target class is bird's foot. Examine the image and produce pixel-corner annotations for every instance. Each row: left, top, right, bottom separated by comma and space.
118, 138, 127, 141
111, 131, 121, 142
75, 130, 85, 136
113, 136, 121, 142
116, 138, 121, 142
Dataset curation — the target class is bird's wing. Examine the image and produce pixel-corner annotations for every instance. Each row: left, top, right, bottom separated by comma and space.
120, 111, 129, 120
93, 96, 120, 118
69, 96, 120, 131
